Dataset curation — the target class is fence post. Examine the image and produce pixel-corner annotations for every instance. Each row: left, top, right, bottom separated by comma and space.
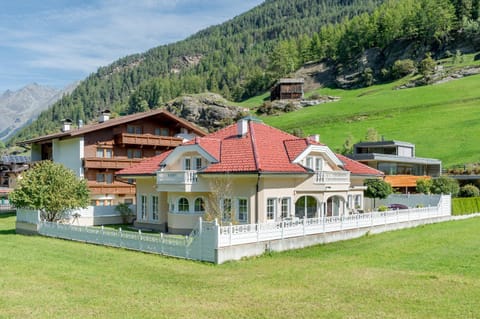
281, 220, 284, 239
161, 233, 164, 254
229, 222, 233, 246
138, 229, 142, 250
303, 217, 306, 236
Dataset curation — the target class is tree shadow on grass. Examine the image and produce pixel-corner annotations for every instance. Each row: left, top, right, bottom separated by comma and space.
0, 229, 15, 235
0, 212, 16, 219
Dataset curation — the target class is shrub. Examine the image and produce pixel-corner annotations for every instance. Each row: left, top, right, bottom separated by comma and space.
431, 176, 460, 197
257, 101, 276, 115
291, 128, 304, 138
459, 184, 480, 198
115, 203, 134, 223
392, 59, 416, 79
378, 205, 388, 212
416, 178, 433, 194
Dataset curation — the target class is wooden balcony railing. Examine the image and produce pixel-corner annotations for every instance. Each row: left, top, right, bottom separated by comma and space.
84, 157, 142, 169
115, 133, 183, 148
87, 182, 136, 195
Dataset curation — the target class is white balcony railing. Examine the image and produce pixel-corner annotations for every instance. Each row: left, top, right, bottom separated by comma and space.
314, 171, 350, 184
157, 170, 198, 185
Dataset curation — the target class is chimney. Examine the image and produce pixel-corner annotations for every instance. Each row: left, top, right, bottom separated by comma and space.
99, 109, 111, 123
308, 134, 320, 143
78, 119, 83, 128
238, 119, 248, 137
61, 118, 73, 132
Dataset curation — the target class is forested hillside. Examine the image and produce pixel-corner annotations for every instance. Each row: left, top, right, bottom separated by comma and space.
9, 0, 383, 144
10, 0, 480, 145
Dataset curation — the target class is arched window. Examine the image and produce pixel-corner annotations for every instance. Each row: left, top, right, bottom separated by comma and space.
178, 197, 189, 212
194, 197, 205, 212
295, 196, 318, 219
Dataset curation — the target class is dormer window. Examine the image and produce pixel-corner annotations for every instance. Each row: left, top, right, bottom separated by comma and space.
183, 157, 202, 170
306, 156, 323, 171
183, 158, 191, 170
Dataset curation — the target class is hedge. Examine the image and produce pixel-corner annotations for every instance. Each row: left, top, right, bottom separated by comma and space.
452, 197, 480, 215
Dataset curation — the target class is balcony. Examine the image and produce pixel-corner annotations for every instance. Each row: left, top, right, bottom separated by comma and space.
157, 170, 198, 185
314, 171, 350, 184
115, 133, 183, 148
88, 182, 136, 195
84, 157, 142, 170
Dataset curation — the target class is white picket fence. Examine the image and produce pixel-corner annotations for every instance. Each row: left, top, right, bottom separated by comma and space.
16, 195, 452, 263
37, 219, 217, 262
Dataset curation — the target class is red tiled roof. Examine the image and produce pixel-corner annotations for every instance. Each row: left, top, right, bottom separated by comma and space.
117, 151, 172, 176
201, 121, 307, 173
121, 121, 373, 176
335, 154, 384, 176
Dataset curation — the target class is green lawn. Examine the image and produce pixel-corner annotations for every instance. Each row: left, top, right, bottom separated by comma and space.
247, 74, 480, 167
1, 212, 479, 318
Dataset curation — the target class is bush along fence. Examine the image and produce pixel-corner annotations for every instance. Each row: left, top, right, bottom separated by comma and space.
16, 195, 452, 264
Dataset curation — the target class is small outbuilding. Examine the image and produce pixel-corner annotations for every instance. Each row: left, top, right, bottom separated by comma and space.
270, 78, 304, 101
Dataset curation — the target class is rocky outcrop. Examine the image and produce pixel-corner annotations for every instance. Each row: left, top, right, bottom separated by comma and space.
164, 93, 249, 132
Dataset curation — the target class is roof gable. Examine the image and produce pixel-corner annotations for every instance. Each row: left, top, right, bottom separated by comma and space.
20, 109, 206, 145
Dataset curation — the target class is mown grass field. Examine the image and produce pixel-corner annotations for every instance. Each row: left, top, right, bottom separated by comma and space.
1, 213, 479, 318
240, 73, 480, 167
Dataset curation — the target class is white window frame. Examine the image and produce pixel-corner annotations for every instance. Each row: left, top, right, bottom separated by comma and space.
152, 195, 159, 221
306, 157, 313, 170
354, 195, 362, 209
237, 198, 248, 223
315, 157, 323, 171
183, 157, 192, 170
178, 197, 189, 213
267, 198, 276, 221
140, 195, 147, 220
222, 198, 232, 221
281, 197, 291, 218
194, 157, 202, 170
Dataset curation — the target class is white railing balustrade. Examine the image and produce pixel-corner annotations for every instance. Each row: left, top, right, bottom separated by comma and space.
314, 171, 350, 184
157, 170, 198, 184
217, 201, 450, 247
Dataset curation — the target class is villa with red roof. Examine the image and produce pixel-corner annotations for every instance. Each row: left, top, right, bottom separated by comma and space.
118, 117, 383, 234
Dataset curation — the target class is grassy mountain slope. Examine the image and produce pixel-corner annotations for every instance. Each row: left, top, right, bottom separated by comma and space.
261, 72, 480, 167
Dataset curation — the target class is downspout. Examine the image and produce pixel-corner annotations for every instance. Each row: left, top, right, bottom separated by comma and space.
255, 172, 260, 224
249, 119, 261, 224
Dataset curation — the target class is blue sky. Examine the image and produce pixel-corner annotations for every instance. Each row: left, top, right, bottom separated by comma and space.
0, 0, 263, 93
